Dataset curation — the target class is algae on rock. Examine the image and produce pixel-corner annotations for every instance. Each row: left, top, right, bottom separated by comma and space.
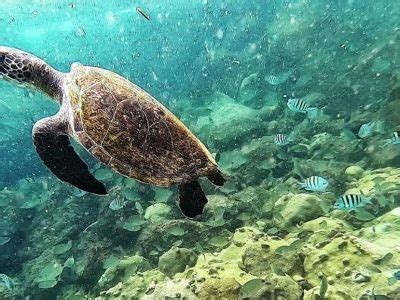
158, 247, 198, 277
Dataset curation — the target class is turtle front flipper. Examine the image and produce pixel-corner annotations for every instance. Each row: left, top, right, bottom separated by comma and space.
33, 115, 107, 195
178, 181, 207, 218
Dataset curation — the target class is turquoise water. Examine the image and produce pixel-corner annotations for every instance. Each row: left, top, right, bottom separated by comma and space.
0, 0, 400, 298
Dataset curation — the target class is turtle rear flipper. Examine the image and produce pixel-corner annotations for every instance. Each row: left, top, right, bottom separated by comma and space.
178, 181, 207, 218
33, 114, 107, 195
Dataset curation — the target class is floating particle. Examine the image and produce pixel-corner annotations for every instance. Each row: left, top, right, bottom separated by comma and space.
137, 7, 150, 21
216, 28, 224, 39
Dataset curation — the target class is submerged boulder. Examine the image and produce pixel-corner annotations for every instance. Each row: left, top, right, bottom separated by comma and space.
197, 277, 241, 299
97, 255, 151, 290
158, 247, 198, 277
195, 92, 270, 150
97, 269, 166, 299
274, 193, 327, 228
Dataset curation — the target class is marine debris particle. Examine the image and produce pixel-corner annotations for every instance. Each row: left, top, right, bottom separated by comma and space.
74, 26, 86, 38
216, 28, 224, 39
136, 7, 150, 21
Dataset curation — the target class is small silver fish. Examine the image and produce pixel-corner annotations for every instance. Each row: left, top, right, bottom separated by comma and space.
275, 134, 291, 146
358, 121, 375, 138
358, 121, 384, 139
287, 98, 318, 118
109, 197, 126, 211
334, 194, 372, 210
135, 201, 144, 215
299, 176, 329, 192
383, 132, 400, 147
0, 274, 15, 291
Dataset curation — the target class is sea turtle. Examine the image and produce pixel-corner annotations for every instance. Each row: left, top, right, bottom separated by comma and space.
0, 46, 225, 218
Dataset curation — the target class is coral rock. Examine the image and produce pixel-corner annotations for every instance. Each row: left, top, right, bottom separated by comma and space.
158, 247, 198, 277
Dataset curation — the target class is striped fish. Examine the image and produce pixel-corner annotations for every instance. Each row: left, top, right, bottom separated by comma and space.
287, 98, 318, 118
275, 134, 290, 146
334, 194, 371, 210
0, 274, 15, 291
299, 176, 329, 192
109, 197, 126, 211
266, 75, 280, 85
383, 132, 400, 147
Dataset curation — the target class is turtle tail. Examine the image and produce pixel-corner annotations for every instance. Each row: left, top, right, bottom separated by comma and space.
178, 181, 207, 218
207, 169, 226, 186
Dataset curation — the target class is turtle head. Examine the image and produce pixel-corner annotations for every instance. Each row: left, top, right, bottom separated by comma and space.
0, 46, 33, 83
0, 46, 64, 101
